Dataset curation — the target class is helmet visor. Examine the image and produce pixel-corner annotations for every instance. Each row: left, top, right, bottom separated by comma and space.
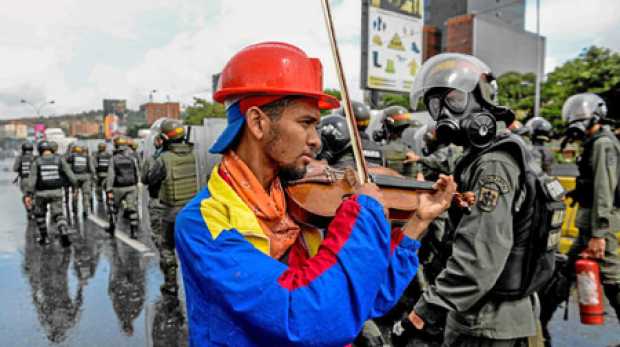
411, 53, 493, 110
561, 93, 606, 123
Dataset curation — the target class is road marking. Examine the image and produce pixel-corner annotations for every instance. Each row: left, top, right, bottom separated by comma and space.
88, 214, 155, 257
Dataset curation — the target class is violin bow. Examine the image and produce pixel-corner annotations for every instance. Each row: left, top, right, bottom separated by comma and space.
320, 0, 369, 184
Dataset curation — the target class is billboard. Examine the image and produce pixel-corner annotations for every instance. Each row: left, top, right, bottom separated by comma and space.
103, 114, 121, 140
361, 0, 424, 93
33, 124, 46, 142
103, 99, 127, 140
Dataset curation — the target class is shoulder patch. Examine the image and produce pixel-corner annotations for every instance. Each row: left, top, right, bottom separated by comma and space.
479, 175, 510, 194
478, 184, 501, 212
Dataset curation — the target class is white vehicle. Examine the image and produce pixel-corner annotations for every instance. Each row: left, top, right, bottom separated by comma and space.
44, 128, 77, 154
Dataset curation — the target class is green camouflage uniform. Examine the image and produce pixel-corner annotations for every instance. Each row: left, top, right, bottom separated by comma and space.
26, 153, 77, 241
93, 151, 112, 203
383, 138, 418, 177
569, 128, 620, 320
414, 146, 537, 345
141, 155, 166, 264
67, 152, 96, 215
145, 142, 198, 295
106, 148, 140, 230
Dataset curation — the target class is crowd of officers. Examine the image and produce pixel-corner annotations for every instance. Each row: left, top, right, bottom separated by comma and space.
12, 118, 200, 301
10, 57, 620, 346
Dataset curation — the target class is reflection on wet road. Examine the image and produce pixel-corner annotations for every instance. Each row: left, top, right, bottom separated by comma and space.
0, 160, 188, 346
1, 156, 619, 346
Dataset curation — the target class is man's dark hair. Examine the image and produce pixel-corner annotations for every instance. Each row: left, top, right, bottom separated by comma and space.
259, 96, 304, 120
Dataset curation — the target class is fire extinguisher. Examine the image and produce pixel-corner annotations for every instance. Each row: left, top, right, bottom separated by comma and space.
575, 257, 605, 325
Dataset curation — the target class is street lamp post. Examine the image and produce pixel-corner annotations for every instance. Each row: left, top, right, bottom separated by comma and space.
20, 99, 56, 118
534, 0, 541, 117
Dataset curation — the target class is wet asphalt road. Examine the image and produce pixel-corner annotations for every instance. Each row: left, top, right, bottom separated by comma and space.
0, 158, 618, 346
0, 159, 188, 347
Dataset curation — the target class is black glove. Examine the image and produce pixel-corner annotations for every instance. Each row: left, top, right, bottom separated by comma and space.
391, 317, 442, 347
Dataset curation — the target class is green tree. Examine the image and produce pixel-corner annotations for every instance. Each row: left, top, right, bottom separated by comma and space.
496, 71, 536, 120
542, 46, 620, 127
381, 92, 410, 110
184, 97, 226, 125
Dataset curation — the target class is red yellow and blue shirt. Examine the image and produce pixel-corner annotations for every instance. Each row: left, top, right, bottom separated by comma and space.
175, 165, 421, 346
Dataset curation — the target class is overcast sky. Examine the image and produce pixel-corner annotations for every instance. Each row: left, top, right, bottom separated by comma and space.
1, 0, 618, 119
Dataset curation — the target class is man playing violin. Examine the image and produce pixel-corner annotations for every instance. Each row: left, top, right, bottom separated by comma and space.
174, 41, 457, 346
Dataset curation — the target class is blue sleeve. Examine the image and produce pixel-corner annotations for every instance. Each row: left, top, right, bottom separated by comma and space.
369, 235, 420, 317
175, 195, 417, 346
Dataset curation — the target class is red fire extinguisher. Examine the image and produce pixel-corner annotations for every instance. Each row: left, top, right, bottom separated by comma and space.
575, 257, 605, 325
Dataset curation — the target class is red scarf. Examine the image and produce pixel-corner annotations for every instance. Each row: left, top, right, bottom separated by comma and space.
220, 151, 301, 259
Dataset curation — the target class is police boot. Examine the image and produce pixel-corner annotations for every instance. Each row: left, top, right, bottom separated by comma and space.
37, 229, 51, 246
58, 225, 72, 248
130, 225, 138, 239
160, 282, 178, 297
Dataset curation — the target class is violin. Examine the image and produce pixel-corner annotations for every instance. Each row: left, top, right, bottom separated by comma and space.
284, 0, 473, 229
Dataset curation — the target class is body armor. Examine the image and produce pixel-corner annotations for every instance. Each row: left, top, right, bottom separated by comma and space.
36, 155, 63, 190
113, 153, 137, 187
70, 153, 89, 174
19, 153, 34, 178
95, 152, 112, 175
450, 133, 564, 299
159, 144, 198, 207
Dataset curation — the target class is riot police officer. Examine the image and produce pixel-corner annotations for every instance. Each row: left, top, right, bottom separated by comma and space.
335, 100, 372, 140
317, 114, 385, 168
525, 116, 555, 174
66, 144, 95, 217
375, 106, 418, 177
13, 142, 35, 219
106, 136, 140, 238
561, 93, 620, 322
141, 134, 165, 278
128, 138, 142, 171
144, 119, 198, 296
396, 53, 541, 346
93, 142, 112, 205
25, 141, 77, 246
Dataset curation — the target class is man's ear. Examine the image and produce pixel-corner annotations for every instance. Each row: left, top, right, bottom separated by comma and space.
245, 106, 271, 141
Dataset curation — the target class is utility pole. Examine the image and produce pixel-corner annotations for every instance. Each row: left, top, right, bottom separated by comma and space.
534, 0, 541, 117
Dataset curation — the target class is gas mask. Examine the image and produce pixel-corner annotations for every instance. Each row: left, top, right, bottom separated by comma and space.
425, 88, 497, 149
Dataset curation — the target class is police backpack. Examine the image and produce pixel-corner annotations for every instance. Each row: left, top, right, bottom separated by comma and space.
454, 133, 566, 299
489, 135, 566, 299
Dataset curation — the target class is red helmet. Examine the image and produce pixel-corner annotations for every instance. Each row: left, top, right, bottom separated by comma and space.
214, 42, 339, 110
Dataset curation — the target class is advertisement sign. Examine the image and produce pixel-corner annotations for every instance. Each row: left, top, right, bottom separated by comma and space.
33, 124, 46, 142
361, 0, 424, 93
103, 114, 120, 140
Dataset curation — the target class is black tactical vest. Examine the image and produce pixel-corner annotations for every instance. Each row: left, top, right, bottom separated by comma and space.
36, 154, 63, 190
20, 153, 34, 178
70, 153, 89, 174
96, 152, 112, 173
113, 152, 137, 187
449, 133, 564, 299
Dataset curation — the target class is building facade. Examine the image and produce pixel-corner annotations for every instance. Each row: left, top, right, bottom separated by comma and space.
423, 0, 544, 77
141, 102, 181, 126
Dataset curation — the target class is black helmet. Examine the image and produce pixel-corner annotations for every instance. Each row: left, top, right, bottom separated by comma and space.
562, 93, 607, 141
97, 142, 107, 152
317, 115, 351, 164
336, 101, 371, 130
49, 141, 59, 153
21, 142, 34, 153
525, 116, 552, 142
37, 141, 52, 154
